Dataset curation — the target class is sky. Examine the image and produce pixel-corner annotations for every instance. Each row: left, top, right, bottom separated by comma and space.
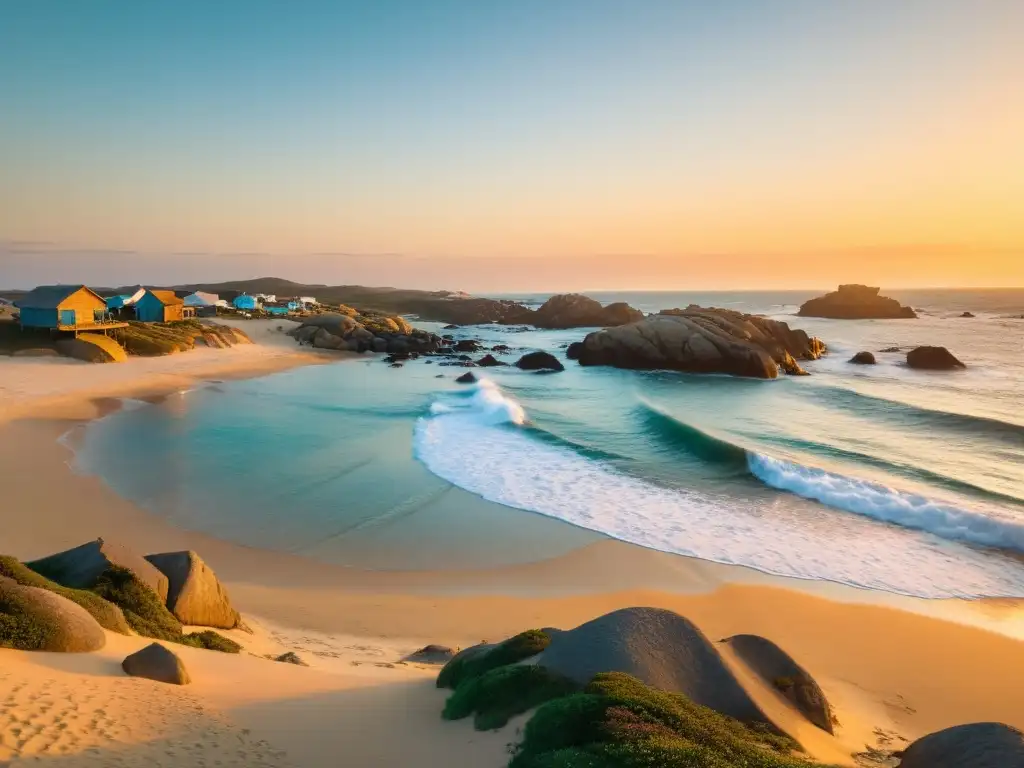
1, 0, 1022, 291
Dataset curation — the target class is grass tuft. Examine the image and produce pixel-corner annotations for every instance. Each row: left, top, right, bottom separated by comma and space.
444, 664, 579, 730
438, 630, 551, 689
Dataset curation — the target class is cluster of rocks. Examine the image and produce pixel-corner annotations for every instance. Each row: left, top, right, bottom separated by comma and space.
570, 306, 826, 379
798, 284, 916, 319
28, 538, 243, 631
408, 293, 645, 329
849, 345, 966, 370
288, 312, 443, 355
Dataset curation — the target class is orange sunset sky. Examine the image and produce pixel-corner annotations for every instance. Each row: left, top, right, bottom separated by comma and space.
1, 2, 1021, 290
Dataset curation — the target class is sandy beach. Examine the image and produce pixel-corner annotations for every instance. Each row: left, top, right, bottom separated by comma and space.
2, 324, 1024, 767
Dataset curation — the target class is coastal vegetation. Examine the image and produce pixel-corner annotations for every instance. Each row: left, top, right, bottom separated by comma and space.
0, 556, 131, 634
5, 543, 241, 653
437, 629, 552, 689
442, 664, 580, 730
507, 672, 816, 768
91, 566, 241, 653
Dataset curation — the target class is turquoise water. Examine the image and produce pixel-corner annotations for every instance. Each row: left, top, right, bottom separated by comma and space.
76, 289, 1024, 598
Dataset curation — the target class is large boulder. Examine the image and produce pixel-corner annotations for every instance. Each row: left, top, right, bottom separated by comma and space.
798, 284, 916, 319
515, 351, 565, 372
575, 308, 825, 379
723, 634, 834, 733
0, 576, 106, 652
122, 642, 191, 685
28, 539, 169, 604
849, 351, 876, 365
537, 607, 770, 726
455, 371, 477, 384
145, 551, 241, 629
907, 346, 966, 370
531, 294, 644, 329
896, 722, 1024, 768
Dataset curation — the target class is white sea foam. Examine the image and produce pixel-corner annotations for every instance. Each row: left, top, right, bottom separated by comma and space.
414, 380, 1024, 599
748, 454, 1024, 552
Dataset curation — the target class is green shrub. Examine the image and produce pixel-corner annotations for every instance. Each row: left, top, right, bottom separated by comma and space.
437, 629, 551, 689
0, 556, 131, 634
444, 664, 579, 730
89, 567, 240, 653
507, 672, 822, 768
90, 566, 184, 639
182, 629, 242, 653
0, 585, 58, 650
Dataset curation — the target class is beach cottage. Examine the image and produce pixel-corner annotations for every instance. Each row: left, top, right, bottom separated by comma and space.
233, 294, 259, 311
15, 285, 119, 331
135, 289, 189, 322
183, 291, 220, 308
105, 286, 145, 313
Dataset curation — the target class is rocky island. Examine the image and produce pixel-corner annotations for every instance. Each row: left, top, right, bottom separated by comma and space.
573, 306, 826, 378
798, 284, 916, 319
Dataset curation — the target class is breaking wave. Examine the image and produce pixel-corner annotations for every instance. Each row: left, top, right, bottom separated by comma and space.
413, 379, 1024, 599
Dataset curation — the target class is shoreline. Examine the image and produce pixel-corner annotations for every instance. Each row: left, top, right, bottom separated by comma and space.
3, 332, 1024, 765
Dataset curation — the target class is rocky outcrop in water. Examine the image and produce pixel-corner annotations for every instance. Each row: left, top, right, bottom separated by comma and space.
406, 293, 643, 329
849, 351, 876, 365
530, 294, 644, 329
906, 346, 965, 370
574, 307, 825, 379
288, 313, 442, 355
516, 351, 565, 372
798, 285, 916, 319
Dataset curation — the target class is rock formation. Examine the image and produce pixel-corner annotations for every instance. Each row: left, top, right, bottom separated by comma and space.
906, 346, 966, 370
896, 722, 1024, 768
723, 634, 835, 734
798, 285, 916, 319
145, 551, 241, 630
537, 607, 770, 726
515, 351, 565, 372
287, 312, 442, 355
122, 643, 191, 685
574, 307, 826, 379
849, 351, 876, 364
405, 293, 644, 328
476, 354, 506, 367
29, 539, 169, 604
455, 372, 477, 384
530, 294, 644, 329
0, 576, 106, 652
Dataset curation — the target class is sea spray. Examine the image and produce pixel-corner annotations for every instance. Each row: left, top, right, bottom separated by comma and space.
746, 453, 1024, 552
414, 380, 1024, 599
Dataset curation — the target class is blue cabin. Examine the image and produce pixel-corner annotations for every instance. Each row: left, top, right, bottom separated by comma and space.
266, 306, 289, 316
233, 294, 258, 311
15, 285, 113, 330
135, 289, 188, 323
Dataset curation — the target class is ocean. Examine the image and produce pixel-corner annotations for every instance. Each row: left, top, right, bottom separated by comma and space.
74, 289, 1024, 600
